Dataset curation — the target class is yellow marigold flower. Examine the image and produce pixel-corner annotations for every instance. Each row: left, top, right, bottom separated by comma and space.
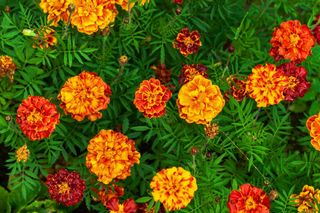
150, 167, 197, 211
16, 144, 30, 163
291, 185, 320, 212
71, 0, 118, 35
0, 55, 16, 82
39, 0, 70, 26
246, 64, 288, 108
177, 75, 225, 124
86, 130, 140, 185
58, 71, 112, 122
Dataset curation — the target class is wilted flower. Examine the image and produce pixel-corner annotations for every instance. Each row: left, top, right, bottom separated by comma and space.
150, 167, 197, 211
58, 71, 112, 122
173, 28, 201, 57
227, 183, 270, 213
204, 122, 219, 139
270, 20, 315, 62
46, 169, 86, 206
16, 144, 30, 162
179, 64, 208, 85
86, 130, 140, 184
16, 96, 60, 141
151, 64, 171, 84
133, 78, 172, 118
39, 0, 70, 26
306, 113, 320, 151
106, 197, 138, 213
291, 185, 320, 212
313, 15, 320, 44
177, 75, 225, 124
33, 27, 57, 49
0, 55, 16, 82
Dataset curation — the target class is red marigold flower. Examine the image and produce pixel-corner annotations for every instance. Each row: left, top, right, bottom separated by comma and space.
99, 185, 125, 208
58, 71, 112, 122
46, 169, 86, 206
179, 64, 208, 85
106, 197, 137, 213
270, 20, 316, 62
16, 96, 60, 141
173, 28, 202, 57
133, 78, 172, 118
227, 183, 270, 213
290, 185, 320, 212
277, 62, 310, 102
0, 55, 16, 82
312, 15, 320, 44
306, 113, 320, 151
33, 27, 57, 49
173, 0, 183, 4
150, 64, 171, 84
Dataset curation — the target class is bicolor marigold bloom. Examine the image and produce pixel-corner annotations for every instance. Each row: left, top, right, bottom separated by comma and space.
33, 27, 57, 49
151, 64, 171, 84
226, 75, 248, 102
150, 167, 197, 211
133, 78, 172, 118
86, 130, 140, 185
177, 75, 225, 124
179, 64, 208, 85
306, 113, 320, 151
173, 28, 201, 57
16, 96, 60, 141
246, 64, 288, 108
277, 62, 310, 102
16, 144, 30, 163
99, 185, 125, 208
291, 185, 320, 212
270, 20, 315, 62
58, 71, 112, 122
46, 169, 86, 206
0, 55, 16, 82
227, 183, 270, 213
313, 15, 320, 44
106, 197, 138, 213
39, 0, 70, 26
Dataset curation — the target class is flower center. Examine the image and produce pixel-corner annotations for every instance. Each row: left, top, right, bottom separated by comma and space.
27, 110, 42, 123
287, 76, 298, 90
245, 196, 257, 210
58, 182, 70, 195
184, 37, 194, 46
289, 34, 300, 47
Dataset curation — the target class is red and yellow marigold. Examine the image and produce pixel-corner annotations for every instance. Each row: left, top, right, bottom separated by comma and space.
270, 20, 315, 62
86, 130, 140, 185
33, 27, 57, 49
99, 185, 125, 208
227, 183, 270, 213
16, 144, 30, 163
0, 55, 16, 82
246, 64, 288, 108
150, 167, 197, 211
226, 75, 248, 102
306, 113, 320, 151
106, 197, 138, 213
58, 71, 112, 122
133, 78, 172, 118
177, 75, 225, 124
179, 64, 208, 85
173, 28, 202, 57
39, 0, 70, 26
46, 169, 86, 206
16, 96, 60, 141
291, 185, 320, 212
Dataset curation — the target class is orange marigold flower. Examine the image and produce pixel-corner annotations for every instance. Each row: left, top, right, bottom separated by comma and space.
71, 0, 118, 35
150, 167, 197, 211
270, 20, 316, 62
179, 64, 208, 85
58, 71, 112, 122
46, 169, 86, 206
106, 197, 138, 213
86, 130, 140, 185
228, 183, 270, 213
173, 28, 201, 57
39, 0, 70, 26
133, 78, 172, 118
177, 75, 225, 124
33, 27, 57, 49
16, 144, 30, 163
246, 64, 288, 108
291, 185, 320, 212
99, 185, 125, 208
306, 113, 320, 151
0, 55, 16, 82
16, 96, 60, 141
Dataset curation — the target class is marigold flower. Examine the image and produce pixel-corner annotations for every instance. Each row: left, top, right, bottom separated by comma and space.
0, 55, 16, 82
150, 64, 171, 84
58, 71, 112, 122
313, 15, 320, 44
174, 0, 183, 4
246, 64, 288, 108
173, 28, 201, 57
150, 167, 197, 211
86, 130, 140, 185
133, 78, 172, 118
204, 122, 219, 139
291, 185, 320, 212
270, 20, 315, 62
39, 0, 70, 26
227, 183, 270, 213
16, 96, 60, 141
226, 75, 248, 102
99, 185, 125, 208
33, 27, 57, 49
177, 75, 225, 124
179, 64, 208, 85
106, 197, 137, 213
46, 169, 86, 206
277, 62, 310, 102
306, 113, 320, 151
16, 144, 30, 163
